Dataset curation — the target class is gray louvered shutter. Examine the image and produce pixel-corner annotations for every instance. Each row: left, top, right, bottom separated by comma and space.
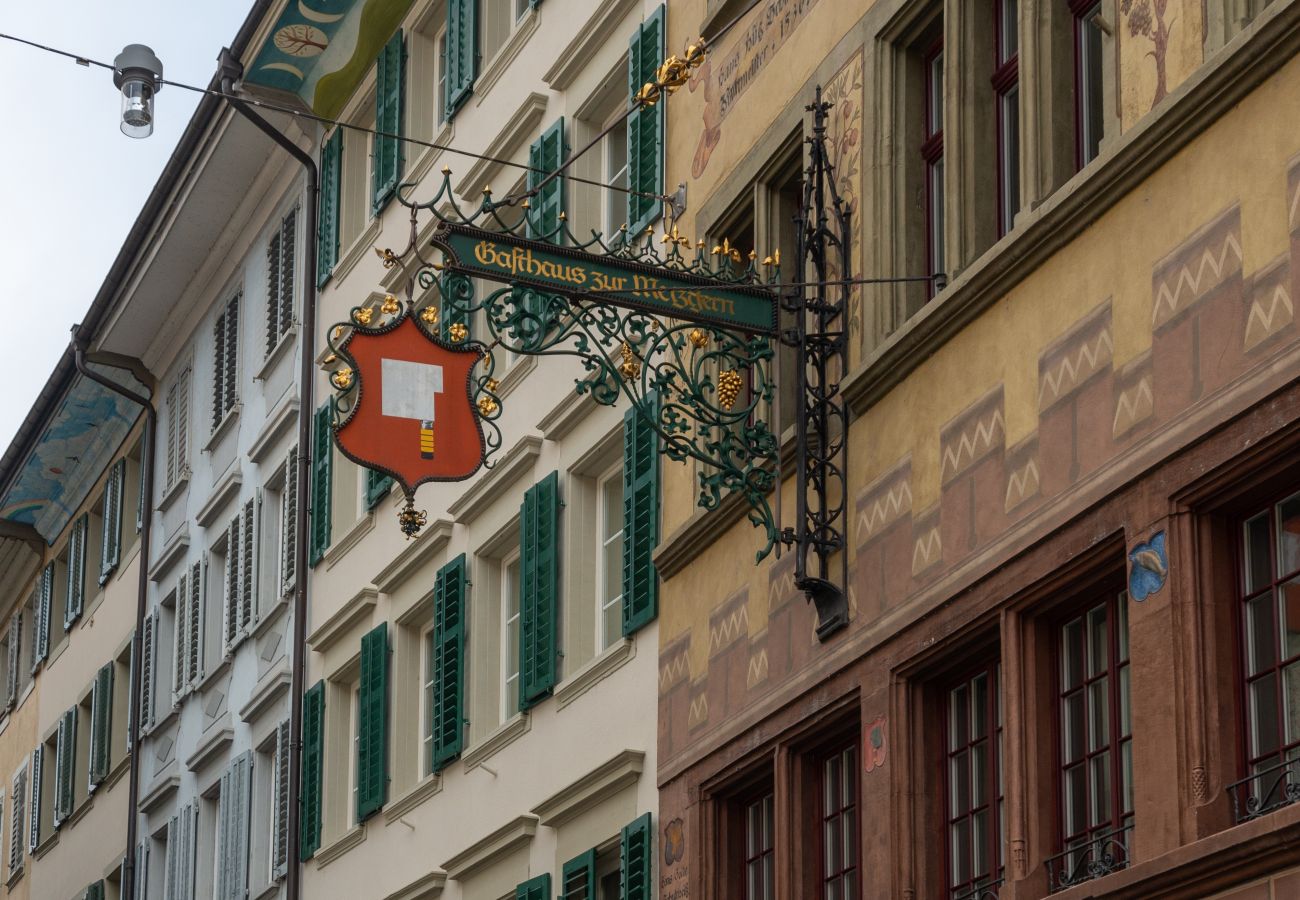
6, 614, 20, 709
188, 560, 203, 685
9, 767, 24, 874
89, 661, 113, 789
134, 841, 150, 900
54, 709, 75, 826
101, 458, 125, 584
240, 496, 258, 633
280, 449, 299, 596
215, 772, 230, 900
179, 804, 196, 900
224, 514, 240, 649
140, 611, 156, 731
163, 813, 179, 900
232, 753, 252, 899
31, 570, 49, 672
173, 569, 188, 699
28, 746, 41, 852
272, 720, 290, 880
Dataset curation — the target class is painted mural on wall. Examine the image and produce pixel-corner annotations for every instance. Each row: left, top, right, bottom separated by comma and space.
1128, 531, 1169, 601
244, 0, 414, 120
1120, 0, 1203, 128
689, 0, 822, 178
822, 51, 865, 358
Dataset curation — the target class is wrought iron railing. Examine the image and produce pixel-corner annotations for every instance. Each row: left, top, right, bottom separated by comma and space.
1229, 755, 1300, 823
952, 877, 1004, 900
1045, 822, 1133, 892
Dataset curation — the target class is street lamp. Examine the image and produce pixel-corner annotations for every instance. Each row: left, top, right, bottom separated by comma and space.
113, 44, 163, 138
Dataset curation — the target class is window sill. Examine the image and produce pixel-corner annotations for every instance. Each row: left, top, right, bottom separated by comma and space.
383, 773, 442, 824
462, 711, 531, 772
142, 702, 180, 742
555, 637, 635, 710
323, 513, 375, 571
474, 9, 540, 108
252, 596, 290, 641
147, 526, 190, 583
157, 470, 190, 514
256, 325, 299, 382
203, 403, 242, 454
5, 865, 22, 889
250, 881, 281, 900
32, 833, 58, 861
62, 794, 94, 830
197, 654, 233, 697
331, 217, 383, 289
315, 823, 366, 869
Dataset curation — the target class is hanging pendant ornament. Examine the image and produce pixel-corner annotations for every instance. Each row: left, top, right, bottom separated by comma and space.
327, 293, 490, 539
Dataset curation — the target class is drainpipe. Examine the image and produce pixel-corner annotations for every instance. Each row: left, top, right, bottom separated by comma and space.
70, 329, 153, 900
218, 48, 317, 900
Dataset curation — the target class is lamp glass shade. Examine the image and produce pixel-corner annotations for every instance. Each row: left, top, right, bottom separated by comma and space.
120, 80, 154, 138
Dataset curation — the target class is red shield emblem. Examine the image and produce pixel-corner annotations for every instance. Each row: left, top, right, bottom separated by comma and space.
334, 313, 486, 493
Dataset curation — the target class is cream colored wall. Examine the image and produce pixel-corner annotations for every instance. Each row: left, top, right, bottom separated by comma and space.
301, 0, 665, 897
0, 547, 41, 900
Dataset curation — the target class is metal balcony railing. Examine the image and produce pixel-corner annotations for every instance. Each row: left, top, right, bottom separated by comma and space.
1045, 822, 1133, 892
1229, 755, 1300, 823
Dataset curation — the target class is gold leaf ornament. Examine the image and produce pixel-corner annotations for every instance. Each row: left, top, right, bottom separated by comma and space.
688, 328, 709, 349
618, 341, 641, 380
448, 322, 468, 343
420, 305, 440, 325
352, 306, 374, 326
332, 367, 354, 389
381, 294, 400, 314
717, 369, 743, 410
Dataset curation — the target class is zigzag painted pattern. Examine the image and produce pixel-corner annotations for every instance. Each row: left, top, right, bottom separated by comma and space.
1244, 284, 1294, 350
746, 649, 768, 689
857, 480, 913, 539
912, 527, 942, 575
687, 692, 709, 729
1038, 329, 1114, 409
709, 604, 749, 656
1112, 377, 1154, 437
941, 409, 1005, 482
767, 566, 797, 608
1004, 459, 1040, 511
659, 651, 690, 692
1152, 233, 1243, 326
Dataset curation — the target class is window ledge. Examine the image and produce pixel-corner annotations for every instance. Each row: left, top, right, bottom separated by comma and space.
531, 748, 645, 827
372, 518, 453, 595
250, 881, 281, 900
474, 9, 540, 107
248, 392, 299, 465
461, 711, 531, 772
147, 526, 190, 583
252, 596, 290, 642
323, 512, 375, 571
32, 833, 58, 861
137, 767, 180, 816
157, 470, 190, 514
406, 120, 455, 193
184, 719, 233, 772
307, 586, 378, 653
315, 823, 366, 869
196, 467, 243, 528
256, 325, 299, 382
497, 353, 536, 401
142, 703, 180, 742
381, 870, 447, 900
5, 865, 22, 889
240, 664, 290, 724
62, 794, 94, 830
542, 0, 639, 91
203, 403, 242, 454
442, 813, 539, 881
447, 434, 543, 524
383, 773, 442, 824
196, 654, 232, 696
331, 217, 383, 288
555, 637, 636, 710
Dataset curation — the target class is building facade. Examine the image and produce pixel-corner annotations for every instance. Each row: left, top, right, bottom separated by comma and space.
656, 0, 1300, 898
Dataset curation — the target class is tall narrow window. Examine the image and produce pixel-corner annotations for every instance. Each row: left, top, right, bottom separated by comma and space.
598, 466, 624, 650
945, 664, 1003, 899
265, 208, 298, 355
744, 791, 775, 900
212, 295, 239, 431
1234, 490, 1300, 818
165, 367, 191, 492
1073, 1, 1105, 167
820, 742, 859, 899
922, 39, 945, 287
502, 551, 521, 720
436, 30, 449, 125
992, 0, 1019, 236
1049, 590, 1132, 890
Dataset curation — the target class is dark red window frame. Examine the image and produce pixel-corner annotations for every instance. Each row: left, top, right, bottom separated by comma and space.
1235, 490, 1300, 777
1070, 0, 1104, 170
942, 662, 1004, 900
922, 36, 945, 294
743, 789, 776, 900
1050, 587, 1133, 887
819, 740, 860, 900
992, 0, 1019, 237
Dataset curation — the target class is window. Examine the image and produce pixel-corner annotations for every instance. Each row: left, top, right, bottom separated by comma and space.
923, 37, 945, 285
993, 0, 1019, 236
482, 0, 530, 65
372, 31, 406, 212
945, 664, 1003, 899
270, 719, 291, 881
309, 402, 333, 565
164, 366, 191, 491
30, 564, 51, 674
224, 498, 258, 650
819, 742, 859, 900
88, 661, 115, 792
744, 791, 775, 900
430, 555, 467, 773
561, 814, 654, 900
30, 736, 53, 851
2, 613, 20, 711
215, 754, 252, 898
422, 623, 436, 772
356, 622, 389, 822
300, 681, 325, 860
212, 294, 240, 430
502, 550, 522, 721
1048, 589, 1132, 890
1235, 490, 1300, 813
278, 447, 300, 598
64, 513, 89, 631
436, 29, 449, 125
598, 465, 624, 651
139, 609, 159, 733
99, 457, 127, 585
265, 207, 298, 355
1073, 1, 1105, 167
173, 561, 204, 700
528, 118, 567, 239
317, 129, 342, 286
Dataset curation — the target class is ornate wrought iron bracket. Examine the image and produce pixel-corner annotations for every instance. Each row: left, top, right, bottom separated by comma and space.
781, 89, 851, 640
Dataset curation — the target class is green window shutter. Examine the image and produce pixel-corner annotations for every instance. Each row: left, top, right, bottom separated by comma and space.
100, 458, 125, 585
317, 129, 343, 287
299, 680, 325, 860
527, 118, 566, 240
86, 881, 105, 900
309, 400, 333, 566
445, 0, 477, 116
372, 30, 406, 212
515, 874, 551, 900
626, 6, 665, 236
562, 849, 597, 899
55, 707, 76, 826
356, 622, 388, 821
89, 662, 113, 789
432, 555, 467, 771
364, 468, 395, 510
439, 273, 473, 342
622, 399, 659, 636
519, 471, 559, 709
65, 514, 88, 630
620, 813, 653, 900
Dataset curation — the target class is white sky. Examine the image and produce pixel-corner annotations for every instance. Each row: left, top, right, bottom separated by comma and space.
0, 2, 252, 452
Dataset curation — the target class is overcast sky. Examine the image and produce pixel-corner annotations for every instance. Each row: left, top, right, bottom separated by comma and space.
0, 2, 251, 452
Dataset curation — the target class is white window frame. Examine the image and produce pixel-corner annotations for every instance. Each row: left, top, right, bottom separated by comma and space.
421, 622, 436, 775
597, 462, 625, 652
501, 549, 522, 723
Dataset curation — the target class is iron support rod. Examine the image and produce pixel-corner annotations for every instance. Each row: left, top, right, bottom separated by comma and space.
220, 51, 316, 900
70, 333, 153, 900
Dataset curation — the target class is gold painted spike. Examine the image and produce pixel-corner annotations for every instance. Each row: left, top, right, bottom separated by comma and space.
484, 378, 500, 393
773, 249, 781, 266
381, 294, 400, 314
483, 186, 493, 195
441, 164, 452, 175
558, 211, 567, 221
322, 353, 337, 365
762, 255, 774, 266
375, 247, 398, 269
448, 322, 468, 343
331, 325, 345, 341
617, 341, 641, 380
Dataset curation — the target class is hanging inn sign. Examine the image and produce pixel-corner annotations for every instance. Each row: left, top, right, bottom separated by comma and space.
327, 91, 855, 640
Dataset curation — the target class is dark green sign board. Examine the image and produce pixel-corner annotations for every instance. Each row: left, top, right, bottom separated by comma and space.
433, 224, 778, 335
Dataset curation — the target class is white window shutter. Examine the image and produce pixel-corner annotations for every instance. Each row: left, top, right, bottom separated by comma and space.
174, 369, 191, 487
233, 752, 252, 899
53, 718, 67, 827
162, 814, 179, 900
188, 560, 203, 685
271, 719, 290, 880
135, 840, 150, 900
165, 381, 178, 490
172, 571, 187, 700
140, 612, 156, 732
179, 803, 196, 900
215, 771, 231, 900
224, 516, 240, 650
240, 498, 257, 634
280, 449, 298, 596
9, 767, 24, 875
27, 746, 41, 853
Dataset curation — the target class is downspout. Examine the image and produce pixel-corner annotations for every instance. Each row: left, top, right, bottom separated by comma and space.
218, 49, 316, 900
70, 329, 153, 900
